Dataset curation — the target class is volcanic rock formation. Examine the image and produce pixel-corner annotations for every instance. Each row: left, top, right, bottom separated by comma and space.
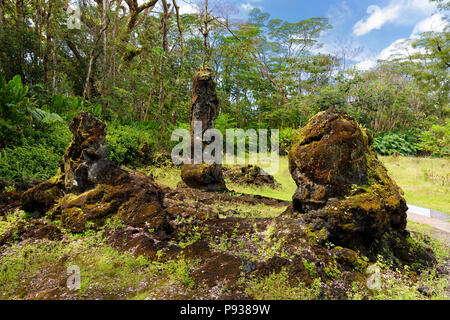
287, 107, 408, 248
223, 165, 279, 188
21, 112, 168, 233
180, 66, 226, 192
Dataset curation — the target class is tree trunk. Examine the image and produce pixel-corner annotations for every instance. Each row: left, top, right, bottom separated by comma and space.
157, 0, 170, 121
121, 0, 158, 63
52, 40, 57, 93
83, 24, 107, 99
102, 0, 109, 100
172, 0, 184, 67
0, 0, 5, 25
16, 0, 25, 79
202, 0, 209, 67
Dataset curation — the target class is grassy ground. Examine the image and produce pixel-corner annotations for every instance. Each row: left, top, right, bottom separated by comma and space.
381, 156, 449, 215
229, 155, 450, 215
234, 155, 449, 216
0, 228, 200, 299
1, 207, 448, 300
145, 155, 449, 215
1, 156, 449, 300
228, 155, 297, 201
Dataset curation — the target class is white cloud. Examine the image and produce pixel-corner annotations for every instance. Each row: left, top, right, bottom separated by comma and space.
355, 36, 427, 71
179, 3, 197, 14
353, 0, 437, 36
411, 13, 446, 37
353, 38, 419, 70
327, 1, 352, 27
353, 4, 402, 36
355, 59, 377, 71
241, 2, 256, 11
374, 13, 446, 62
378, 38, 415, 60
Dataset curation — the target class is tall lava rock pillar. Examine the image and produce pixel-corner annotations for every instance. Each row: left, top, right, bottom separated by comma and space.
180, 67, 226, 192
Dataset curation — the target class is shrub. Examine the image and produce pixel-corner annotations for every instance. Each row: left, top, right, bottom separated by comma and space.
313, 86, 346, 111
416, 120, 450, 158
0, 75, 63, 129
0, 142, 61, 188
0, 121, 70, 188
107, 124, 158, 167
215, 114, 238, 135
22, 122, 71, 155
373, 132, 417, 156
279, 127, 297, 155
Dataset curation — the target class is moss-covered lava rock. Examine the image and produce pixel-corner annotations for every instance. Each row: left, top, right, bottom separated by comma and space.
287, 107, 408, 249
223, 165, 279, 188
21, 112, 169, 233
180, 66, 226, 192
181, 163, 226, 192
62, 111, 109, 194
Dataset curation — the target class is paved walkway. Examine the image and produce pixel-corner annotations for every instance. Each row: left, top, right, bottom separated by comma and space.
407, 204, 449, 221
407, 212, 450, 242
407, 212, 450, 233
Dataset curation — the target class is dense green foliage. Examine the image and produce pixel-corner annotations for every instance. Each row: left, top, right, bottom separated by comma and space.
0, 0, 448, 187
374, 133, 418, 156
0, 75, 163, 187
107, 123, 159, 166
416, 121, 450, 157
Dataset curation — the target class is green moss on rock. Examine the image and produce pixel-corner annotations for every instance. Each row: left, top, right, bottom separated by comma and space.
21, 112, 169, 233
287, 107, 408, 250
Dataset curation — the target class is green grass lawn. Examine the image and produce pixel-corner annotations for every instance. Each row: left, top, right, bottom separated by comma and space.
146, 155, 449, 215
226, 154, 296, 201
380, 156, 449, 215
229, 155, 450, 216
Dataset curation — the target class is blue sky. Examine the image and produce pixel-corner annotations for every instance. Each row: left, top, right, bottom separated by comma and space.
177, 0, 447, 70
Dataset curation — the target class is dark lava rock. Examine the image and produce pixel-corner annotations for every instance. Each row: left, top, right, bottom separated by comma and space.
192, 253, 242, 288
152, 152, 182, 167
0, 191, 21, 216
223, 165, 279, 188
181, 67, 226, 192
181, 163, 226, 192
287, 107, 408, 248
107, 227, 181, 261
21, 112, 169, 233
0, 219, 63, 246
62, 111, 110, 194
331, 246, 366, 270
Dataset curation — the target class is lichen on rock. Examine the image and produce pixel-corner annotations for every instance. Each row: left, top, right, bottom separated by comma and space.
286, 107, 408, 249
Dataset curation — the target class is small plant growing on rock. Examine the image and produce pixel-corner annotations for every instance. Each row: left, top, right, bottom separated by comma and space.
324, 261, 342, 280
302, 259, 318, 278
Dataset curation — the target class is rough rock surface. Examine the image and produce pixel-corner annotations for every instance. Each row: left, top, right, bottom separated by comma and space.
181, 67, 226, 192
63, 112, 110, 194
223, 165, 279, 188
181, 163, 225, 192
2, 160, 441, 299
0, 219, 63, 246
21, 112, 168, 232
287, 107, 408, 248
0, 191, 21, 216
